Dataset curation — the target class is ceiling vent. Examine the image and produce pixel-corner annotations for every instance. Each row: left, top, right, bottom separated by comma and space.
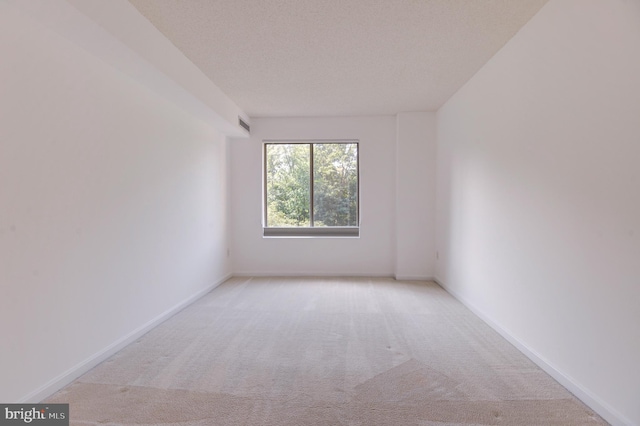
238, 117, 250, 133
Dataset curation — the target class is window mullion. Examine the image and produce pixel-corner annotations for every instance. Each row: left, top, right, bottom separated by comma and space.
309, 143, 314, 227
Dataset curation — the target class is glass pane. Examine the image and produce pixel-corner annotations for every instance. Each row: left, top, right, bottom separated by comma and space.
313, 143, 358, 227
265, 144, 310, 227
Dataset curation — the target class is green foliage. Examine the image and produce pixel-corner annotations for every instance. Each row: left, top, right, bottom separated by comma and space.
313, 143, 358, 226
265, 143, 358, 227
266, 144, 310, 227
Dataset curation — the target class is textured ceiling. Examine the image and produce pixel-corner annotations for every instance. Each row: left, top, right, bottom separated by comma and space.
128, 0, 548, 117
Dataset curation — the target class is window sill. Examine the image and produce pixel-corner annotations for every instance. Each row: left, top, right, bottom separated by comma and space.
263, 227, 359, 238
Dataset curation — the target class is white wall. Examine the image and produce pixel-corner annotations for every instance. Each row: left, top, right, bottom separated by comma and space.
435, 1, 640, 424
395, 112, 437, 280
7, 0, 249, 137
230, 117, 398, 276
0, 3, 231, 402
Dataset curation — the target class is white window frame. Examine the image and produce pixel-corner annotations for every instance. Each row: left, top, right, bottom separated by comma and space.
263, 140, 360, 238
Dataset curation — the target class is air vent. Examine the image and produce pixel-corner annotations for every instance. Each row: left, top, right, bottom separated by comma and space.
238, 117, 250, 133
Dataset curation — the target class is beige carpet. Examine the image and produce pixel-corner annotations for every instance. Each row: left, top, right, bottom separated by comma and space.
47, 277, 607, 425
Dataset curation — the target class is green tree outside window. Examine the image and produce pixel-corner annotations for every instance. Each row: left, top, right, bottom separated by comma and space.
265, 142, 358, 228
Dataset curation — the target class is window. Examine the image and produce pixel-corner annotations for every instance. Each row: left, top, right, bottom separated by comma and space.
264, 141, 359, 237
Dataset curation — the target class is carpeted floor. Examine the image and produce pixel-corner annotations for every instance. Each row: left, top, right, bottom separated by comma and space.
47, 277, 607, 425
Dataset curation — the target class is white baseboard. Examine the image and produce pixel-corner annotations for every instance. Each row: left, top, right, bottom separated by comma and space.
433, 276, 631, 426
22, 273, 231, 403
394, 275, 435, 281
232, 271, 395, 278
233, 273, 435, 282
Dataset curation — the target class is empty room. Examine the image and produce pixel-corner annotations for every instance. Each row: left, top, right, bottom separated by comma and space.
1, 0, 638, 425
